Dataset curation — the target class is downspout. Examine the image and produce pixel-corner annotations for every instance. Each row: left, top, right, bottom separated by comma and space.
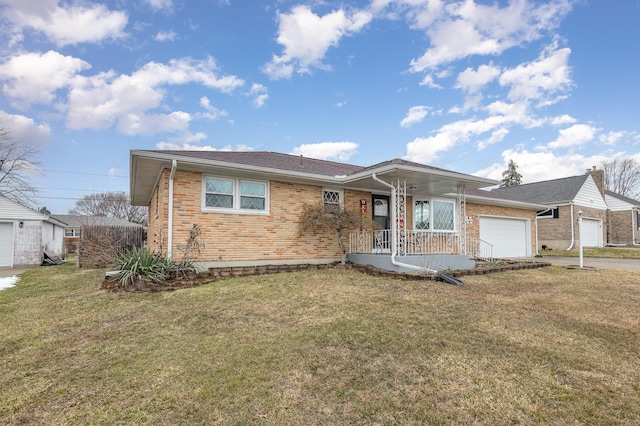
567, 202, 575, 251
372, 173, 437, 274
167, 159, 177, 259
633, 207, 640, 246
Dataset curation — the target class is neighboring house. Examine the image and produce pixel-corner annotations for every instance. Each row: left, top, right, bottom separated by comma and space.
604, 190, 640, 246
492, 168, 608, 250
130, 150, 545, 273
51, 215, 146, 253
0, 194, 65, 268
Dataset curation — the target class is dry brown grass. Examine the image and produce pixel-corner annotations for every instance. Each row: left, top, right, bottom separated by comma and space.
1, 262, 639, 425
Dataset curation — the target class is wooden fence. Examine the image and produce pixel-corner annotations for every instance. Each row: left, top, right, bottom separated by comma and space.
78, 225, 146, 268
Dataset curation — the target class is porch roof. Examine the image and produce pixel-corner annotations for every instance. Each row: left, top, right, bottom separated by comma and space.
130, 150, 498, 205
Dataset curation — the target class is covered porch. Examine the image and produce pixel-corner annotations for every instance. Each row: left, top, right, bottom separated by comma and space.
340, 164, 497, 273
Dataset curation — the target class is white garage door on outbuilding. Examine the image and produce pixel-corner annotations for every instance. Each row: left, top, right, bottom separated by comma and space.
479, 216, 530, 258
581, 218, 603, 247
0, 222, 13, 268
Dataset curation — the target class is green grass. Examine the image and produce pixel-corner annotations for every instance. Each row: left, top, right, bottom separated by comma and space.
540, 245, 640, 259
1, 262, 639, 424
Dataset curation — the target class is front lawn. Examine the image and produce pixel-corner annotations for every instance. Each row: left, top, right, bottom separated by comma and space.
540, 245, 640, 259
1, 262, 639, 424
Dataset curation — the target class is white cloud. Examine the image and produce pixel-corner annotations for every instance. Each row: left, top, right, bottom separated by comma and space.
66, 57, 244, 134
291, 142, 359, 161
598, 131, 629, 146
409, 0, 572, 72
400, 106, 429, 127
476, 148, 612, 184
2, 0, 128, 46
154, 30, 177, 42
550, 114, 577, 126
263, 5, 373, 79
145, 0, 173, 12
0, 110, 51, 147
499, 42, 572, 105
117, 111, 191, 135
455, 63, 501, 94
0, 51, 90, 107
246, 83, 269, 108
547, 123, 598, 150
199, 96, 228, 121
477, 127, 509, 151
418, 74, 442, 89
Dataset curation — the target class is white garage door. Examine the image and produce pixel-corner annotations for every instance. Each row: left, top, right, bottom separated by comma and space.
581, 218, 603, 247
0, 222, 13, 268
479, 217, 529, 258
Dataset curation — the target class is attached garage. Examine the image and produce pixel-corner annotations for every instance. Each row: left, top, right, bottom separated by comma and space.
581, 218, 603, 247
479, 216, 530, 258
0, 222, 13, 267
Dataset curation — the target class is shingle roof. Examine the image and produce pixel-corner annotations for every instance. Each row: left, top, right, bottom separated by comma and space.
491, 174, 589, 204
154, 150, 363, 177
605, 190, 640, 206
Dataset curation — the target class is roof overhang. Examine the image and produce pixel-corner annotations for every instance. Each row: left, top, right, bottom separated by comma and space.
130, 150, 499, 206
462, 192, 551, 211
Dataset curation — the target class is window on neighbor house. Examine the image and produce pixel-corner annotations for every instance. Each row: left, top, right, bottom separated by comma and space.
203, 176, 268, 213
413, 199, 455, 231
637, 211, 640, 229
322, 189, 343, 211
64, 228, 80, 237
537, 207, 559, 219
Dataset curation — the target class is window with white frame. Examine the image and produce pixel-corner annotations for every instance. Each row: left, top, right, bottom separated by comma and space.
203, 176, 268, 213
413, 198, 455, 231
322, 189, 343, 211
537, 207, 559, 219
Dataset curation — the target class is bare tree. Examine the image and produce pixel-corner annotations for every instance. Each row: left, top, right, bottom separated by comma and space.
0, 128, 40, 204
298, 203, 376, 265
69, 191, 148, 225
499, 159, 522, 188
602, 158, 640, 199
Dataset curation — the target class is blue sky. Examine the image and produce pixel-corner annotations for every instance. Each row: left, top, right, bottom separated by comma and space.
0, 0, 639, 213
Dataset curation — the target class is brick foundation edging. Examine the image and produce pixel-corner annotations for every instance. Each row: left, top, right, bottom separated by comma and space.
103, 260, 553, 292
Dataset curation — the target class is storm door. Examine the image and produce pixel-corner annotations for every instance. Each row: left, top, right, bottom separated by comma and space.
372, 194, 391, 252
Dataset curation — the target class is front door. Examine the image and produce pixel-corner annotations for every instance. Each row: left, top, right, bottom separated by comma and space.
372, 195, 390, 252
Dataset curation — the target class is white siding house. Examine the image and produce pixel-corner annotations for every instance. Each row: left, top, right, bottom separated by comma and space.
0, 195, 65, 268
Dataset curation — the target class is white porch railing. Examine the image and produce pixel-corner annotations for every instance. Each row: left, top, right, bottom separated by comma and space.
349, 230, 493, 261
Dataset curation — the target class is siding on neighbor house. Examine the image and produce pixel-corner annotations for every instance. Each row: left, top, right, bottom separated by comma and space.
147, 169, 370, 266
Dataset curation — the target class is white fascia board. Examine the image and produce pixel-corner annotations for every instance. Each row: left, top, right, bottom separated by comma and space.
342, 163, 498, 187
462, 194, 550, 210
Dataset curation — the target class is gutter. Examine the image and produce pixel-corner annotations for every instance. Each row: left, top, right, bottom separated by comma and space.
167, 159, 177, 259
371, 173, 437, 274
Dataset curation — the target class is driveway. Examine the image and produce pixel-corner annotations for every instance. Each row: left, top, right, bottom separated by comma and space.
0, 266, 34, 278
540, 256, 640, 271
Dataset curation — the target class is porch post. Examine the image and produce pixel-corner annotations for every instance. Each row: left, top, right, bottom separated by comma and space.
395, 179, 407, 255
457, 184, 466, 254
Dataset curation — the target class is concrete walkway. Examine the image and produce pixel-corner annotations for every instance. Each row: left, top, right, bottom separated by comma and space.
0, 266, 35, 278
540, 256, 640, 271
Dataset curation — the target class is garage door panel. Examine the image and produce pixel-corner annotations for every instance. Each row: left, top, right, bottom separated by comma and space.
0, 222, 13, 267
479, 217, 528, 258
581, 219, 602, 247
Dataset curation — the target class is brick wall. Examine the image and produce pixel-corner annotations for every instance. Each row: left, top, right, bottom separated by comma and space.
536, 204, 607, 250
148, 169, 371, 266
607, 210, 635, 244
465, 203, 537, 254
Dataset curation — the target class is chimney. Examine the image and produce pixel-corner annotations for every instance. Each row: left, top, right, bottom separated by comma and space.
587, 166, 605, 199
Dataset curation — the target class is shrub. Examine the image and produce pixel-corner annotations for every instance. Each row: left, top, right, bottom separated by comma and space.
112, 247, 171, 289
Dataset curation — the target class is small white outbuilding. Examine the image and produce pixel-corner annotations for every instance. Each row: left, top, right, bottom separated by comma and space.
0, 195, 65, 268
